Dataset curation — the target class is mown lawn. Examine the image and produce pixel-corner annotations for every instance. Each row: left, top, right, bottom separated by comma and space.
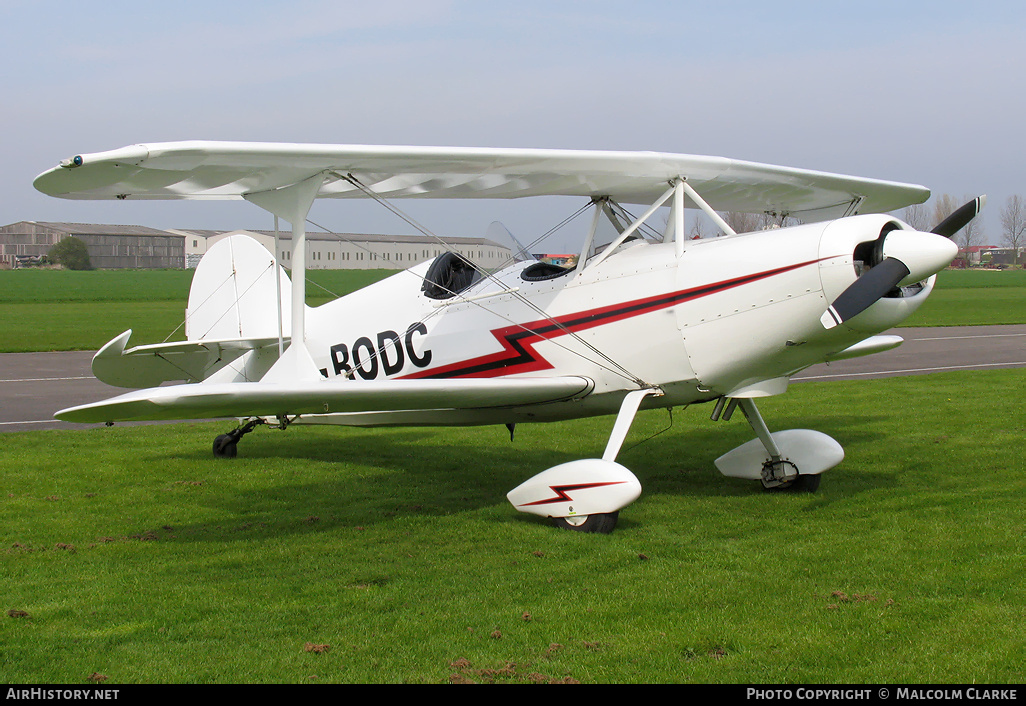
0, 269, 399, 352
0, 266, 1023, 352
1, 369, 1023, 683
902, 268, 1026, 327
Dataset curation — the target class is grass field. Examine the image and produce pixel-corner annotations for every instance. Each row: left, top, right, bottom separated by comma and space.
902, 269, 1026, 327
0, 268, 399, 352
0, 267, 1022, 353
1, 369, 1024, 684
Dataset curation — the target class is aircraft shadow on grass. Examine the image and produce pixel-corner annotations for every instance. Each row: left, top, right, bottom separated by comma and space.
123, 411, 897, 539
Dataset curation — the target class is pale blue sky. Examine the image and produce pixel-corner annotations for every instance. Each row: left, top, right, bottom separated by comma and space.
4, 1, 1024, 244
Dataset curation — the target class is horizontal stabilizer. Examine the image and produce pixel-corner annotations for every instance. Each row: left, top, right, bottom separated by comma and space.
55, 376, 595, 424
91, 330, 289, 388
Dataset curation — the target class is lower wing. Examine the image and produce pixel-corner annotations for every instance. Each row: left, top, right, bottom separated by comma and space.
55, 376, 595, 423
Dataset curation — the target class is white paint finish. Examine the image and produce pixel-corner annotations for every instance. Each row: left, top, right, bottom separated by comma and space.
715, 429, 845, 480
506, 459, 642, 519
35, 142, 929, 218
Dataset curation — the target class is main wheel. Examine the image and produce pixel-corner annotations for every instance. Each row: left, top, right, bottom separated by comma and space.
552, 511, 619, 534
212, 434, 238, 458
762, 473, 821, 493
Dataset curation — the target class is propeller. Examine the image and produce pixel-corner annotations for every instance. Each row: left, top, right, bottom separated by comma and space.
931, 195, 986, 238
820, 196, 985, 329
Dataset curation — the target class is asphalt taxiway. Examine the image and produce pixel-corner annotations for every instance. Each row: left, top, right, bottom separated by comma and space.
0, 325, 1022, 432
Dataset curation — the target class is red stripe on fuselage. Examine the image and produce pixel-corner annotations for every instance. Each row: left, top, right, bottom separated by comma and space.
401, 259, 820, 379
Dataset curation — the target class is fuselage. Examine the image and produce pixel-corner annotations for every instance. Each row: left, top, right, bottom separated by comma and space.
295, 213, 936, 427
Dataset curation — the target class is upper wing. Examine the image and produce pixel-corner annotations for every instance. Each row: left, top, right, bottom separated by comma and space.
34, 142, 929, 221
55, 376, 596, 424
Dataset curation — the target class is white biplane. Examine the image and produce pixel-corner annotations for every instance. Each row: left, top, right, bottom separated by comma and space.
34, 143, 983, 533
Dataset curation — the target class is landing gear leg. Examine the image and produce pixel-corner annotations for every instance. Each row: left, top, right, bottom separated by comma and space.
736, 399, 820, 493
212, 418, 264, 458
509, 388, 661, 534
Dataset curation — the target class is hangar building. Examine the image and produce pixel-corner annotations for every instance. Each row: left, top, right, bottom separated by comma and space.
0, 221, 511, 271
0, 221, 185, 269
171, 228, 511, 271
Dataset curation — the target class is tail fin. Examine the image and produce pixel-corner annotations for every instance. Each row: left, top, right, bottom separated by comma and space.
91, 235, 292, 388
187, 234, 291, 340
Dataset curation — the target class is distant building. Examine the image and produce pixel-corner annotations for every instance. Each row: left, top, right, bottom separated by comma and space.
957, 245, 999, 267
957, 245, 1024, 267
987, 247, 1025, 267
0, 221, 511, 271
0, 221, 185, 269
171, 228, 512, 271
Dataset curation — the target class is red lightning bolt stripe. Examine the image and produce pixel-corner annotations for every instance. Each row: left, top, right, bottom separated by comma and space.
517, 481, 628, 507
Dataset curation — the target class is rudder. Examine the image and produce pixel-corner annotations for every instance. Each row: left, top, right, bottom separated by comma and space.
186, 235, 292, 341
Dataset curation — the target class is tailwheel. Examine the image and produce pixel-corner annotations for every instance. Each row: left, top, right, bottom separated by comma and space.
211, 419, 264, 458
212, 434, 238, 458
552, 511, 619, 534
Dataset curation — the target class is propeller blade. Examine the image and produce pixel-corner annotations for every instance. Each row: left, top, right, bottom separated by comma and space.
931, 195, 987, 238
820, 257, 909, 329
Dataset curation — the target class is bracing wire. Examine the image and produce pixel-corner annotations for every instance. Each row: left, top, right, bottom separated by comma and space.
620, 407, 677, 456
165, 177, 658, 388
334, 172, 650, 388
300, 209, 644, 386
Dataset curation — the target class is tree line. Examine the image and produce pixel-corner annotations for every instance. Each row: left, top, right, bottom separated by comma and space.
904, 194, 1024, 266
704, 195, 1024, 267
